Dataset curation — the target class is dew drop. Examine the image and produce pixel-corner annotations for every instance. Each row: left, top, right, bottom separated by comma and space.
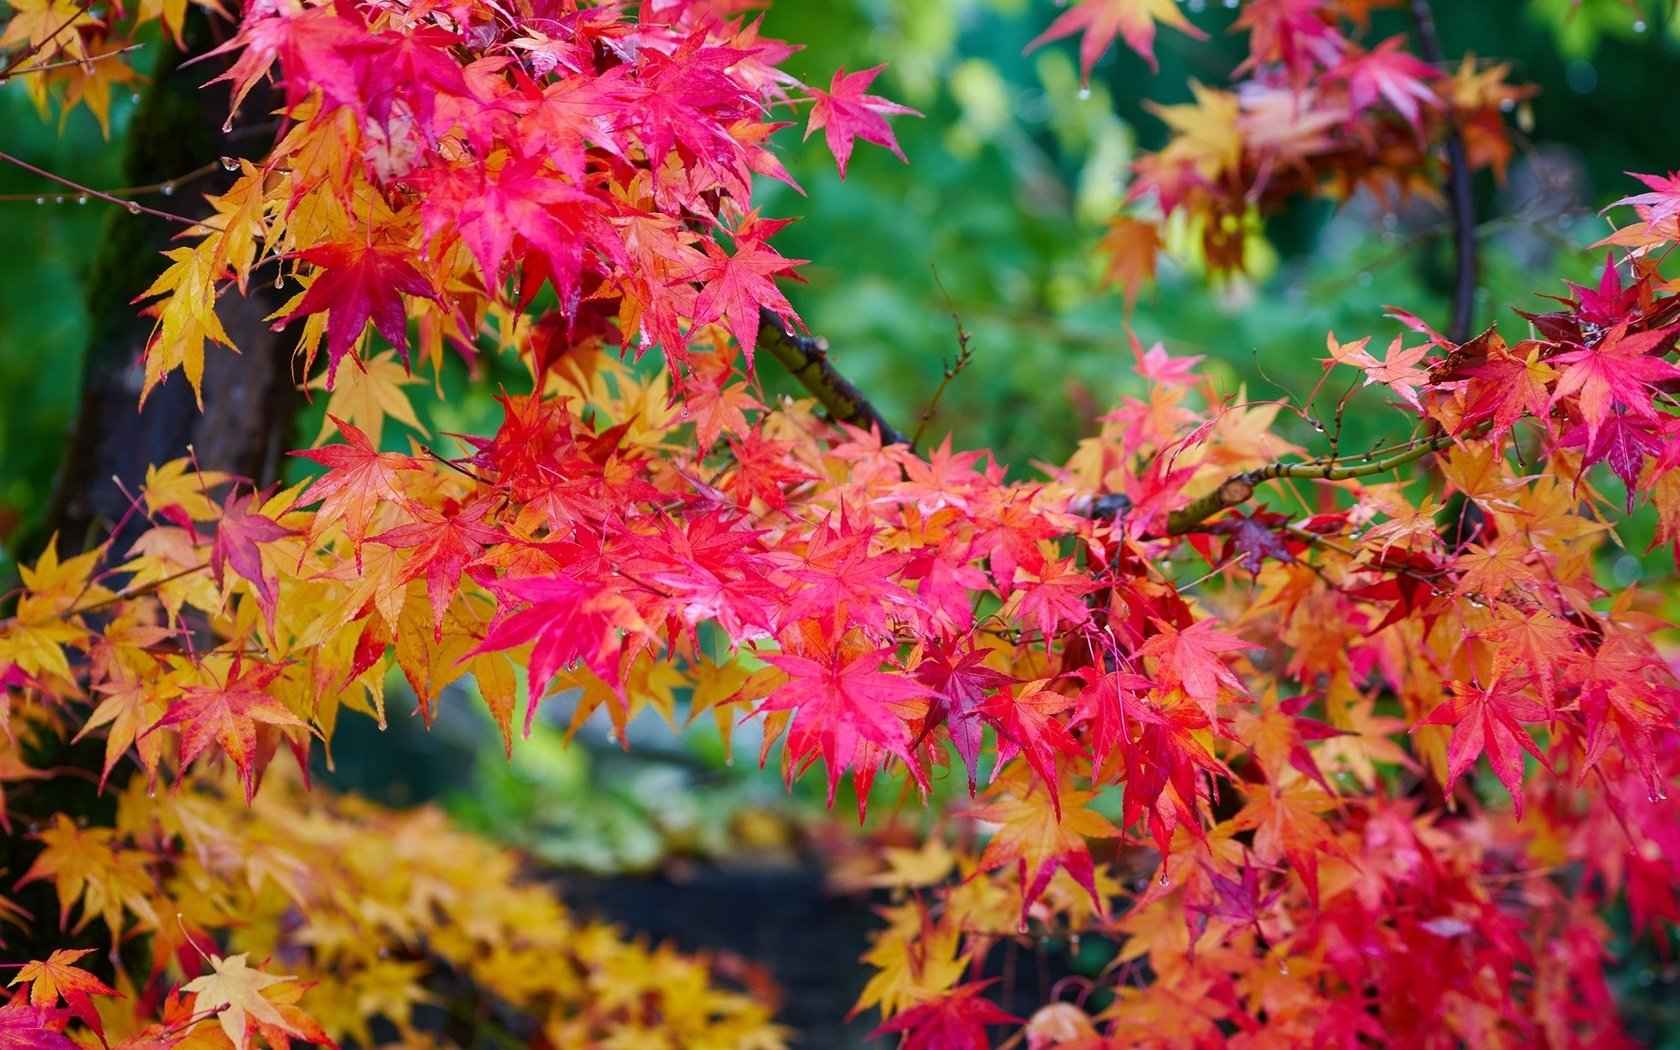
76, 194, 87, 205
377, 947, 390, 960
34, 196, 43, 205
130, 92, 142, 104
220, 156, 239, 171
222, 117, 235, 134
1069, 933, 1081, 952
1076, 86, 1091, 101
125, 200, 142, 215
1158, 872, 1170, 887
54, 195, 64, 204
724, 754, 734, 767
1357, 270, 1373, 287
1499, 98, 1516, 112
1638, 968, 1656, 987
1018, 919, 1030, 935
27, 823, 39, 834
1278, 959, 1289, 975
275, 273, 285, 290
160, 181, 176, 197
1632, 19, 1647, 32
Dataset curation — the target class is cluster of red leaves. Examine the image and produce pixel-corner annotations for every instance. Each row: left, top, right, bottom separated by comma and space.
0, 0, 1678, 1048
1063, 0, 1535, 296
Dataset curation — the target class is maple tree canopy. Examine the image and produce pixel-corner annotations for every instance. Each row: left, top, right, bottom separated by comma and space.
0, 0, 1678, 1047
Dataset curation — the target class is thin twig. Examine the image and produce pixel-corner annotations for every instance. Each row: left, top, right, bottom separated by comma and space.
757, 306, 908, 445
910, 269, 977, 450
0, 0, 97, 79
1410, 0, 1477, 343
0, 150, 204, 226
1161, 428, 1466, 535
0, 159, 220, 203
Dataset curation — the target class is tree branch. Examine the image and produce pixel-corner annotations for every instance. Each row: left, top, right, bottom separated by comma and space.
758, 306, 909, 446
1411, 0, 1476, 344
1162, 430, 1458, 534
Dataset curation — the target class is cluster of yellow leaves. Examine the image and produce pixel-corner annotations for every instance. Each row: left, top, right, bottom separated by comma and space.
12, 763, 785, 1049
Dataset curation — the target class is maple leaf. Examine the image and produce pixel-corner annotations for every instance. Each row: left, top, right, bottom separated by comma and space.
804, 65, 920, 178
211, 487, 293, 624
1416, 677, 1550, 815
867, 981, 1020, 1049
689, 213, 806, 369
146, 656, 311, 802
1098, 215, 1162, 310
972, 777, 1119, 926
0, 997, 78, 1050
474, 573, 649, 733
276, 241, 436, 384
979, 679, 1084, 815
1331, 35, 1441, 131
181, 953, 302, 1050
372, 496, 508, 638
1026, 0, 1206, 79
9, 949, 119, 1044
1140, 618, 1258, 722
759, 645, 929, 809
1548, 322, 1680, 445
914, 646, 1011, 795
290, 417, 424, 564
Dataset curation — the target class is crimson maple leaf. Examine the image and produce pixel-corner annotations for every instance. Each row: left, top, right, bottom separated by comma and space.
290, 416, 424, 566
372, 496, 509, 639
1026, 0, 1206, 80
211, 487, 292, 624
689, 213, 805, 368
1140, 618, 1258, 721
1331, 36, 1441, 131
867, 981, 1020, 1049
146, 656, 311, 802
1416, 677, 1550, 816
980, 679, 1084, 816
804, 65, 920, 178
9, 949, 119, 1045
759, 645, 929, 809
277, 240, 436, 384
474, 573, 649, 734
0, 996, 77, 1050
914, 646, 1011, 795
1549, 321, 1680, 445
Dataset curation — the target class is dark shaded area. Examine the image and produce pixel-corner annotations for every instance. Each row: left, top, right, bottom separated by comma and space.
561, 865, 880, 1048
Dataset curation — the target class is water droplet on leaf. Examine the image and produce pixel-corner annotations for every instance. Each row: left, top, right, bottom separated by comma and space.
221, 156, 239, 171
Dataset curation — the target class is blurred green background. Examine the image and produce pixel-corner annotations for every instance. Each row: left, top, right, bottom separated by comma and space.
2, 0, 1677, 1040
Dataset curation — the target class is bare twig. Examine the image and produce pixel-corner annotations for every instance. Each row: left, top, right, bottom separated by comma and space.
1162, 429, 1462, 534
1410, 0, 1477, 343
0, 150, 204, 226
911, 270, 977, 449
757, 306, 908, 445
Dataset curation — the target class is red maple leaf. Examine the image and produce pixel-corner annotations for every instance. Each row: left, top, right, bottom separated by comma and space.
1140, 618, 1258, 722
146, 656, 311, 803
759, 645, 928, 808
866, 981, 1020, 1049
1025, 0, 1206, 80
1416, 677, 1550, 815
1330, 36, 1441, 131
914, 645, 1011, 794
475, 572, 648, 734
689, 213, 805, 368
0, 995, 77, 1050
980, 679, 1084, 815
804, 65, 920, 178
211, 487, 292, 624
277, 241, 436, 384
371, 496, 509, 638
1549, 321, 1680, 445
290, 416, 424, 565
